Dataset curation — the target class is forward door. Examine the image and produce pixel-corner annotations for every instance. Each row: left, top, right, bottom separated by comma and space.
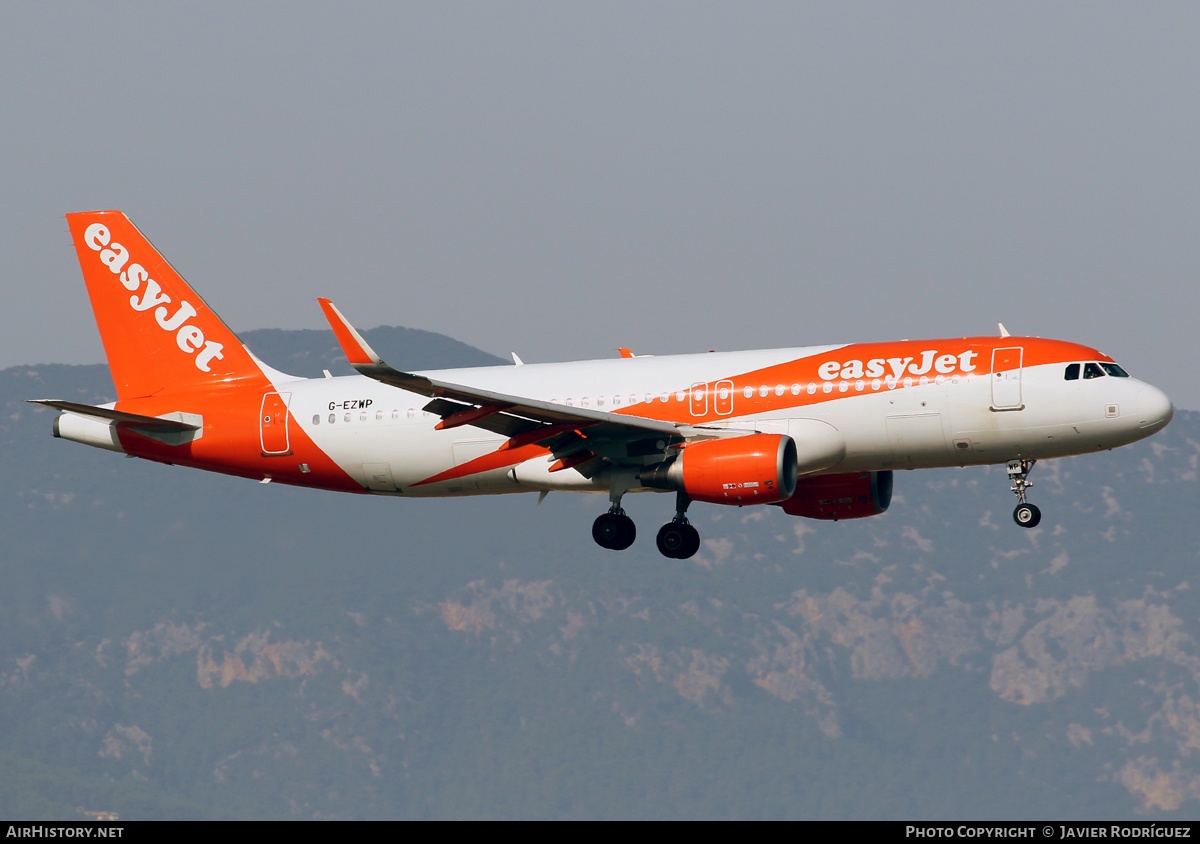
991, 347, 1024, 410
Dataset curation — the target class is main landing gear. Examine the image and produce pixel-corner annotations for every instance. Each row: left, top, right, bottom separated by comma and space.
1007, 458, 1041, 528
656, 491, 701, 560
591, 489, 702, 559
593, 471, 637, 551
593, 509, 636, 550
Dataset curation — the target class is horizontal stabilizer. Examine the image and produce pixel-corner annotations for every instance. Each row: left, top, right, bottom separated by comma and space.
28, 400, 200, 432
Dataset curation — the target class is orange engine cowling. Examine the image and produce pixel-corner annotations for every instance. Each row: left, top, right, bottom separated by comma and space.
778, 471, 893, 520
644, 433, 799, 506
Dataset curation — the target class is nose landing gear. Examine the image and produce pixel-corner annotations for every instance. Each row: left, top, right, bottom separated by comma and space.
1007, 459, 1041, 528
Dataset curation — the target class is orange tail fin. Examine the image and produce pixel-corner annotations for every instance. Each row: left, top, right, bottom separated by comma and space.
66, 211, 262, 400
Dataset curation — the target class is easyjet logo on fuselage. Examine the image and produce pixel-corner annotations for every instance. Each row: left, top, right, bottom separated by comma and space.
816, 350, 979, 382
82, 223, 225, 373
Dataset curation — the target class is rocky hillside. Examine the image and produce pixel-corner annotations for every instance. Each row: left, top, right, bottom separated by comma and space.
2, 328, 1197, 819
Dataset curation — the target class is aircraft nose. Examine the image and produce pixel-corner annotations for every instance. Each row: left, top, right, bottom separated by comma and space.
1136, 384, 1174, 432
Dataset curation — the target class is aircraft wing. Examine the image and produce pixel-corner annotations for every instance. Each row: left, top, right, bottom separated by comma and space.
318, 299, 735, 446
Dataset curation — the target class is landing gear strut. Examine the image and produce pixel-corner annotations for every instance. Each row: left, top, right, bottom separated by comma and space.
656, 491, 701, 559
1007, 458, 1041, 528
593, 471, 637, 551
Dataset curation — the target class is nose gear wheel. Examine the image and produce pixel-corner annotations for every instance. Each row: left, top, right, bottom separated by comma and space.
1007, 459, 1041, 528
1013, 502, 1041, 528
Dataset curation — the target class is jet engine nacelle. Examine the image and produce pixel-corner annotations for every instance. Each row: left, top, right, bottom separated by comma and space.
778, 470, 893, 520
642, 433, 799, 505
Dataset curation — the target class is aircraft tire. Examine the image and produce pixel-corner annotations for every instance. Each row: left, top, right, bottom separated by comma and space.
594, 512, 636, 550
1013, 503, 1041, 528
679, 524, 701, 558
656, 523, 685, 558
657, 522, 701, 559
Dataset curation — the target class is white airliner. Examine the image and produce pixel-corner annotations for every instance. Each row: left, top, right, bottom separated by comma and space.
34, 211, 1175, 558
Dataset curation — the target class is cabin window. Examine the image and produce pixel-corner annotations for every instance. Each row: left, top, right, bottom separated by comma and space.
807, 383, 817, 395
743, 386, 754, 398
1064, 364, 1080, 380
312, 415, 320, 425
1083, 362, 1105, 379
328, 413, 336, 424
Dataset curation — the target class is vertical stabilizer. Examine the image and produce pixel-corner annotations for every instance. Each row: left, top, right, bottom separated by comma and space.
66, 211, 262, 399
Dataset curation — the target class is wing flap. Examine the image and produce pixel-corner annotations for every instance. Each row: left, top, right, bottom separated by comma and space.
422, 398, 539, 437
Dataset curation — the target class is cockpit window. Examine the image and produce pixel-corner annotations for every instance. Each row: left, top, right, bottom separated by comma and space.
1064, 363, 1080, 381
1083, 362, 1105, 379
1101, 363, 1129, 378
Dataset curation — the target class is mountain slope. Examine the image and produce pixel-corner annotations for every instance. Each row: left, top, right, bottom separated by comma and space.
3, 329, 1197, 819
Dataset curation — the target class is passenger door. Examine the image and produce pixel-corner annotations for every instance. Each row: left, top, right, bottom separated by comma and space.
991, 347, 1023, 410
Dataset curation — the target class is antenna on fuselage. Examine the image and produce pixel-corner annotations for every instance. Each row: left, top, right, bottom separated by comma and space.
998, 323, 1011, 338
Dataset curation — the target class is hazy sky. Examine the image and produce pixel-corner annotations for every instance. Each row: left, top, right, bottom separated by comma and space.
5, 3, 1198, 407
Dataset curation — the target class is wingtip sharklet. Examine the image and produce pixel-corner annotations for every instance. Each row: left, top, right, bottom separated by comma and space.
317, 298, 385, 367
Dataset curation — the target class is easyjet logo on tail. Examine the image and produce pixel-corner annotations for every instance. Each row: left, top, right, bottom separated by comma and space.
82, 223, 225, 373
